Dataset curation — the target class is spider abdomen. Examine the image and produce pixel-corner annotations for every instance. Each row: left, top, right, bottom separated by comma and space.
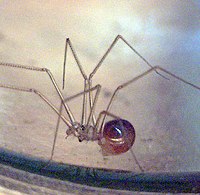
99, 119, 135, 155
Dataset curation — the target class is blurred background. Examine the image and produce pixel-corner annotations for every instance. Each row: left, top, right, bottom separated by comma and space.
0, 0, 199, 172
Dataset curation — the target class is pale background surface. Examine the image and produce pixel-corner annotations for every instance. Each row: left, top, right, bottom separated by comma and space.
0, 0, 199, 177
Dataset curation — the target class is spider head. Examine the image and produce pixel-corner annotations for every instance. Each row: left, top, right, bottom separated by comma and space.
66, 122, 97, 142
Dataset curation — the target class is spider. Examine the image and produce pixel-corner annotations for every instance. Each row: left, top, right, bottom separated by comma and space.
0, 35, 199, 167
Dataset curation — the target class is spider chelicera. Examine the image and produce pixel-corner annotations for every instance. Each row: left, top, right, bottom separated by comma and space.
0, 35, 199, 167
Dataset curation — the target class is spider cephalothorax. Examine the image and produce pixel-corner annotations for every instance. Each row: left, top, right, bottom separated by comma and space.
66, 122, 98, 142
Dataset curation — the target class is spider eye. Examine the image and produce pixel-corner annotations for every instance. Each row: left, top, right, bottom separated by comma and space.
99, 119, 135, 155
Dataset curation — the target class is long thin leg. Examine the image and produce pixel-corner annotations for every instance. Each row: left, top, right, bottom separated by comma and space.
89, 34, 162, 80
96, 66, 199, 173
86, 84, 101, 128
62, 84, 101, 127
95, 110, 121, 135
62, 36, 169, 132
62, 38, 87, 87
64, 84, 100, 102
63, 36, 166, 129
81, 80, 88, 125
87, 35, 168, 133
64, 84, 101, 127
0, 62, 75, 124
50, 84, 101, 162
88, 80, 97, 125
62, 38, 89, 125
129, 149, 144, 172
0, 84, 71, 127
63, 35, 165, 83
100, 66, 200, 131
49, 102, 62, 162
0, 83, 76, 170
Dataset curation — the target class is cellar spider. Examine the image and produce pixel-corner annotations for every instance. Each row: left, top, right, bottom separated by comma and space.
0, 35, 199, 171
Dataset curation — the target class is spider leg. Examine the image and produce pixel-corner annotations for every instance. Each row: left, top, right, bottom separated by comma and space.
0, 84, 71, 127
86, 84, 101, 127
65, 84, 101, 127
62, 38, 89, 126
95, 67, 199, 172
64, 84, 100, 102
89, 34, 165, 80
95, 110, 121, 135
50, 84, 101, 162
62, 37, 87, 89
0, 83, 72, 169
56, 84, 101, 131
129, 149, 145, 172
63, 35, 167, 132
100, 66, 200, 131
87, 35, 169, 135
0, 62, 75, 124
